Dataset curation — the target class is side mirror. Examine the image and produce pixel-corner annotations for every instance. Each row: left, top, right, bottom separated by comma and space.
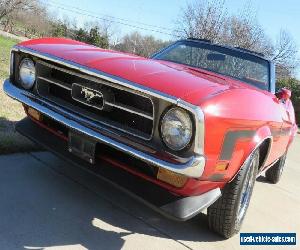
276, 88, 291, 101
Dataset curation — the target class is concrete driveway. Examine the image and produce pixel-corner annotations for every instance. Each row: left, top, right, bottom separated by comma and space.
0, 136, 299, 250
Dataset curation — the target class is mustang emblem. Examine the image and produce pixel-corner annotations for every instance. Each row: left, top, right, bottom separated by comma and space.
71, 83, 105, 110
81, 87, 103, 103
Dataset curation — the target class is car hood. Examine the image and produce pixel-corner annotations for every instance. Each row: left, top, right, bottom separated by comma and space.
18, 38, 243, 105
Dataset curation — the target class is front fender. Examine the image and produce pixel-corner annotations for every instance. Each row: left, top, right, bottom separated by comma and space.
201, 126, 272, 183
247, 126, 273, 157
227, 126, 273, 182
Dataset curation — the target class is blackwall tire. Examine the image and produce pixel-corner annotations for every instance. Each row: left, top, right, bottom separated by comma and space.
265, 153, 287, 184
207, 150, 259, 238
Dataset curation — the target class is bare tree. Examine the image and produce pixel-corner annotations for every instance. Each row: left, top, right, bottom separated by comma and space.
114, 31, 170, 57
222, 14, 273, 56
114, 32, 145, 55
273, 30, 297, 64
272, 30, 299, 78
12, 3, 51, 37
0, 0, 36, 21
176, 0, 227, 42
176, 0, 298, 79
176, 0, 271, 53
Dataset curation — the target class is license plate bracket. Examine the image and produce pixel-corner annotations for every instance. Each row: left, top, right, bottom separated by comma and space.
68, 131, 96, 164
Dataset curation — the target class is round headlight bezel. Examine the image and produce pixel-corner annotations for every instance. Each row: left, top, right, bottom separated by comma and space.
160, 107, 194, 152
19, 58, 36, 90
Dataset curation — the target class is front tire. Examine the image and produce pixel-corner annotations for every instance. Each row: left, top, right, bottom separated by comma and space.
265, 153, 287, 184
207, 151, 259, 238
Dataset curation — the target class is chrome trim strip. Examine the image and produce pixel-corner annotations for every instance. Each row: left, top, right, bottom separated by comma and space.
4, 79, 205, 178
105, 101, 153, 120
70, 83, 153, 120
38, 76, 72, 90
12, 46, 205, 155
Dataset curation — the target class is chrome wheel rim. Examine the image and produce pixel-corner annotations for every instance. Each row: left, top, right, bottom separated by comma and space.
279, 163, 284, 175
237, 159, 256, 224
279, 155, 286, 176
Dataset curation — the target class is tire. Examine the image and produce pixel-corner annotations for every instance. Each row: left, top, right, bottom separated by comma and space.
265, 153, 287, 184
207, 150, 259, 238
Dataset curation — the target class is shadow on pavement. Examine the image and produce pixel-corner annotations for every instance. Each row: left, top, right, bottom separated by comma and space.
0, 117, 39, 154
0, 151, 224, 250
0, 116, 17, 133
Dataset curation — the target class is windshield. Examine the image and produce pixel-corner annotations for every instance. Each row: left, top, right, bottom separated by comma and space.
152, 41, 270, 91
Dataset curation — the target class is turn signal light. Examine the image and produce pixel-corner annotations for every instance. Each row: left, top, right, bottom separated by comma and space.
157, 168, 187, 188
215, 161, 229, 171
27, 107, 42, 121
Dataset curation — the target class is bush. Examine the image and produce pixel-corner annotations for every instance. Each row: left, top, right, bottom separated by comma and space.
50, 23, 109, 49
277, 78, 300, 124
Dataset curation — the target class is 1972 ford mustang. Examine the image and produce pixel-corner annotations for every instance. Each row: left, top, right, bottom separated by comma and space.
3, 37, 297, 238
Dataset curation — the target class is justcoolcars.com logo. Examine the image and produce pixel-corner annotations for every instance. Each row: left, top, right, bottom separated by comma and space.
240, 233, 296, 245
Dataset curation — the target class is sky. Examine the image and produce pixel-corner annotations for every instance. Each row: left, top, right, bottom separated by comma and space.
46, 0, 300, 77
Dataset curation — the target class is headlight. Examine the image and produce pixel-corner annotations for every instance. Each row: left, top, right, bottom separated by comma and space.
161, 107, 193, 151
19, 58, 36, 89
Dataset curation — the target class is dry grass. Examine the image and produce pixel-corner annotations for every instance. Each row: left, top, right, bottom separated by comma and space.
0, 35, 38, 154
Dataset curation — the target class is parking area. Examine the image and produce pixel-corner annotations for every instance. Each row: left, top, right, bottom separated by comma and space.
0, 135, 299, 250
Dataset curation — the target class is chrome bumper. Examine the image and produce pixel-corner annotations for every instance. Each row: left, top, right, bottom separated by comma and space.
16, 116, 219, 221
3, 79, 205, 178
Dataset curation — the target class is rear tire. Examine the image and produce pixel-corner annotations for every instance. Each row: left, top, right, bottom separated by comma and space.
265, 153, 287, 184
207, 151, 259, 238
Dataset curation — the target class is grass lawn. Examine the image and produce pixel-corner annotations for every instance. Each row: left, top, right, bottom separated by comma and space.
0, 35, 38, 154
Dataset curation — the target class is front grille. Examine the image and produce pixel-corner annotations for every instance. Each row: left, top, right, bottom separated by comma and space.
35, 60, 154, 140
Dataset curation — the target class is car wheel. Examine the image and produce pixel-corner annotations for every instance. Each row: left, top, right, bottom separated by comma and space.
265, 153, 287, 184
207, 150, 259, 238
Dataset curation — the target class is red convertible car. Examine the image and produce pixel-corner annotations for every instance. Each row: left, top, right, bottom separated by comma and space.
3, 38, 297, 238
